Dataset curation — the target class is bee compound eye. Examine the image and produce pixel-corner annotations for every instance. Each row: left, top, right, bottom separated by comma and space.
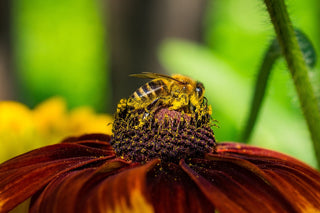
195, 87, 203, 97
195, 82, 204, 98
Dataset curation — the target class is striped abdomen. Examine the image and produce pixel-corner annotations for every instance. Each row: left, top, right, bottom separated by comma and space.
130, 79, 168, 102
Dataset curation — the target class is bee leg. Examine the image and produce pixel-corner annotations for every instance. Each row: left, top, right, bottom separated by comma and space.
140, 97, 162, 122
142, 112, 150, 120
203, 96, 208, 106
146, 97, 161, 111
189, 102, 195, 112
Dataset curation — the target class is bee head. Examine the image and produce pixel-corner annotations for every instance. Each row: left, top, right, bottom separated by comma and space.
195, 81, 204, 99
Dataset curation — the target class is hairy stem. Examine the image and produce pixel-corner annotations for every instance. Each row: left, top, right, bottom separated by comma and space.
264, 0, 320, 167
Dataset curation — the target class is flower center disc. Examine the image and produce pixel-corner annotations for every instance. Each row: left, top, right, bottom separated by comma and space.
111, 100, 216, 163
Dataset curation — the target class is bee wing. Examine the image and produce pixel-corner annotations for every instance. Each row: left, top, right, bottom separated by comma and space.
130, 72, 170, 79
130, 72, 186, 84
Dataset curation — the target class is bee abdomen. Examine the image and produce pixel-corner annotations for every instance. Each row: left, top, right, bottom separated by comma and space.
130, 80, 167, 101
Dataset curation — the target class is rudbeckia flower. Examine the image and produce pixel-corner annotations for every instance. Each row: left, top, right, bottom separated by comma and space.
1, 76, 320, 212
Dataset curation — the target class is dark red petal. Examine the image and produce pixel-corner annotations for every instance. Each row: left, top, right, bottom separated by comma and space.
212, 142, 320, 211
29, 159, 133, 213
80, 159, 159, 213
61, 134, 114, 152
61, 134, 112, 144
0, 144, 114, 173
30, 169, 95, 213
181, 156, 302, 213
146, 163, 215, 213
0, 134, 116, 212
0, 156, 111, 212
181, 142, 320, 212
215, 142, 311, 167
29, 159, 157, 213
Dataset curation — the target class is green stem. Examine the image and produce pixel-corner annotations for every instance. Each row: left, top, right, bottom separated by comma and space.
264, 0, 320, 167
242, 40, 281, 142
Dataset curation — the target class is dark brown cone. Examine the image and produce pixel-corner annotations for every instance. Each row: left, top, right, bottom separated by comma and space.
111, 101, 216, 163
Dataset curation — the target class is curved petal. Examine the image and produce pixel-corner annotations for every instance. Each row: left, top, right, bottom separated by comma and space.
82, 159, 159, 213
215, 142, 313, 168
181, 156, 302, 213
0, 134, 114, 173
29, 159, 157, 213
215, 142, 320, 211
61, 134, 112, 144
146, 162, 215, 213
0, 134, 115, 212
29, 159, 134, 213
186, 142, 320, 212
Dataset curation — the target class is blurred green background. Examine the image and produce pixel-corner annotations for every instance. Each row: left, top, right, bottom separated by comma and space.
0, 0, 319, 167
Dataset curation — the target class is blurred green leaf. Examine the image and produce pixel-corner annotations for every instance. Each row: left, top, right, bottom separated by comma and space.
295, 29, 317, 68
13, 0, 109, 112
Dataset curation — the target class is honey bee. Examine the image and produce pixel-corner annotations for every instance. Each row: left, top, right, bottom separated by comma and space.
127, 72, 205, 113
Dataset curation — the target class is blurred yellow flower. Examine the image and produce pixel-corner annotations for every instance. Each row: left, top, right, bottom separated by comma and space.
33, 97, 68, 135
0, 97, 113, 163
